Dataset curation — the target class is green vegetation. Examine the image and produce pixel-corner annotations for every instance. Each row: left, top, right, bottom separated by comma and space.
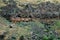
0, 0, 60, 40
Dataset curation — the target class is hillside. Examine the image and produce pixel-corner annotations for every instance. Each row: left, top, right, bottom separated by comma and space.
0, 0, 60, 40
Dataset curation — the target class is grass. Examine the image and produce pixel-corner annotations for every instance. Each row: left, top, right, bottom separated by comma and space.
52, 20, 60, 30
15, 0, 60, 4
0, 0, 60, 7
0, 0, 60, 39
0, 16, 45, 40
0, 17, 31, 39
0, 0, 6, 7
0, 16, 60, 40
